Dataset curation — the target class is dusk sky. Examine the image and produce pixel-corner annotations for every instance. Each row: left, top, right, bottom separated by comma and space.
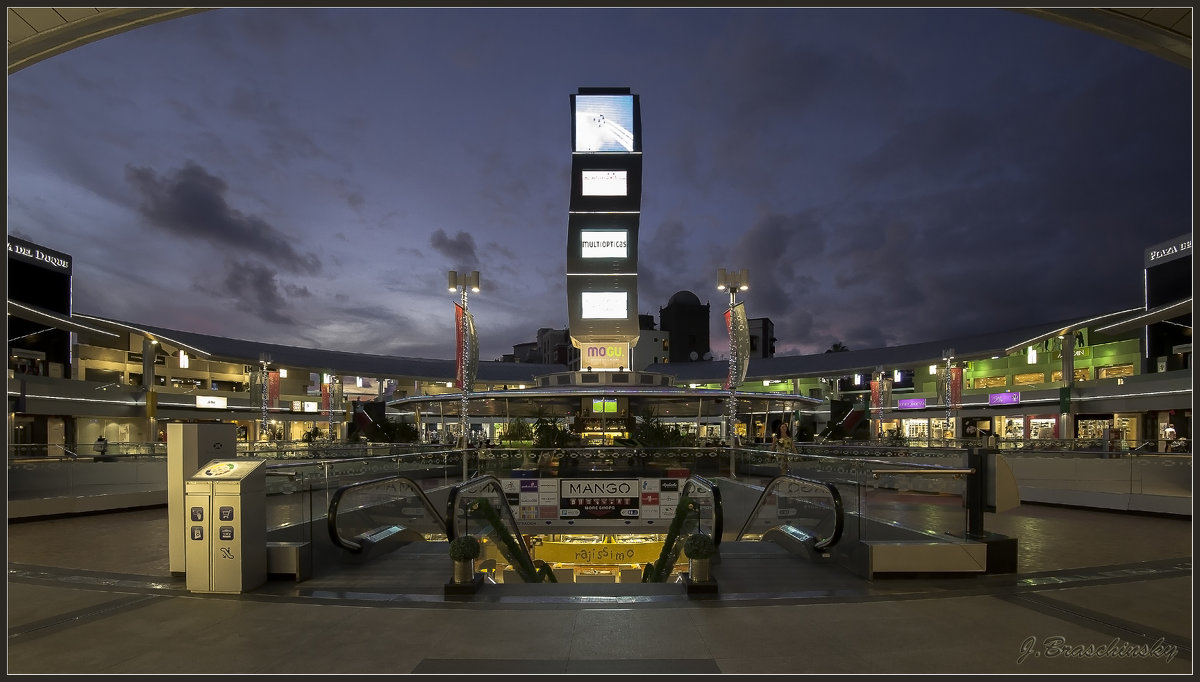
7, 8, 1191, 363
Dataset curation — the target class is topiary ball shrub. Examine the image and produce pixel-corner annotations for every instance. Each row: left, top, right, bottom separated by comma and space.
448, 535, 481, 561
683, 532, 717, 560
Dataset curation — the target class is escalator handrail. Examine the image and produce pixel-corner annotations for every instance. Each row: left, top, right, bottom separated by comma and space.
446, 474, 543, 581
736, 473, 844, 551
681, 474, 723, 547
327, 474, 445, 553
445, 474, 531, 554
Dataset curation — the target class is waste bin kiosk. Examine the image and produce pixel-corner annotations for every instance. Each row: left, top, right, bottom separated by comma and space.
185, 458, 267, 594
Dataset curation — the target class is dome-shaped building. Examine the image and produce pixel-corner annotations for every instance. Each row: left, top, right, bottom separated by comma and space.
659, 290, 710, 363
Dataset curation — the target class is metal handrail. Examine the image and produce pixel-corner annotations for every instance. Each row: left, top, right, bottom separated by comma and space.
870, 468, 974, 477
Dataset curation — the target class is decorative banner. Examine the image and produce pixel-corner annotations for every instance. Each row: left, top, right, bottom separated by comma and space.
950, 367, 963, 409
724, 301, 750, 389
321, 381, 330, 414
454, 303, 479, 390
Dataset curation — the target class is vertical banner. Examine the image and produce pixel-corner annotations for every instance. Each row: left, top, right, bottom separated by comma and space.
321, 381, 330, 414
267, 370, 280, 408
724, 302, 750, 389
455, 302, 465, 389
950, 367, 963, 409
454, 303, 479, 390
466, 308, 478, 391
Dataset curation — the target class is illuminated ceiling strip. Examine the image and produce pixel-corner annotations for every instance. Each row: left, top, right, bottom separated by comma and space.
1004, 306, 1144, 355
72, 313, 210, 357
568, 210, 641, 214
7, 300, 119, 338
566, 272, 638, 276
1093, 297, 1193, 333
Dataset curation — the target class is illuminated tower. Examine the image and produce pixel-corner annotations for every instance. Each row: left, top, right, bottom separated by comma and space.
566, 87, 642, 371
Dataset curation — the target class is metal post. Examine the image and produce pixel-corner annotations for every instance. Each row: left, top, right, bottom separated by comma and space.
965, 448, 985, 537
259, 353, 270, 441
460, 283, 469, 482
727, 287, 738, 477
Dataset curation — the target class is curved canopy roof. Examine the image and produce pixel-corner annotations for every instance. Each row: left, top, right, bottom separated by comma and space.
9, 8, 1190, 77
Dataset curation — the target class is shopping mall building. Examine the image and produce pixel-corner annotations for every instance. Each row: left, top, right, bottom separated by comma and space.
7, 230, 1191, 455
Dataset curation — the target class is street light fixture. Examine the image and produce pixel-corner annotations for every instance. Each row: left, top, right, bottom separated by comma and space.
716, 267, 749, 475
448, 270, 480, 478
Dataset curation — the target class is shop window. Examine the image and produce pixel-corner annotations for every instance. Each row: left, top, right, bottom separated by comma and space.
1029, 418, 1056, 439
1014, 372, 1044, 386
1097, 364, 1134, 379
1000, 419, 1024, 439
976, 375, 1007, 389
1051, 368, 1091, 382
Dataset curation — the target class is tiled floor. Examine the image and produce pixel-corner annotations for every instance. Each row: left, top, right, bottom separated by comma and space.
7, 500, 1193, 675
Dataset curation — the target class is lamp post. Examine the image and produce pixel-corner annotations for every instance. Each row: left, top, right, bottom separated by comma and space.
258, 352, 271, 442
449, 270, 480, 480
717, 267, 749, 476
943, 347, 955, 446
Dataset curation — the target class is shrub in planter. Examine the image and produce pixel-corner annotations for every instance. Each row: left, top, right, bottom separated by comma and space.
448, 535, 481, 562
684, 532, 717, 583
683, 532, 717, 559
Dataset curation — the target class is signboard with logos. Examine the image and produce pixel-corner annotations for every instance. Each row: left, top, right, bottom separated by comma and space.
501, 477, 684, 523
989, 392, 1021, 406
195, 395, 228, 409
897, 398, 926, 410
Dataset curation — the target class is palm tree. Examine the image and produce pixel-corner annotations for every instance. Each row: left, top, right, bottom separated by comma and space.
826, 341, 850, 353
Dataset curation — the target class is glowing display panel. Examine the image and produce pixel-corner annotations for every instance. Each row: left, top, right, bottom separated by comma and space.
574, 95, 636, 152
581, 291, 628, 319
580, 229, 628, 259
581, 169, 627, 196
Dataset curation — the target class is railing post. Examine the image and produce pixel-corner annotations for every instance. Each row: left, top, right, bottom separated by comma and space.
965, 448, 985, 538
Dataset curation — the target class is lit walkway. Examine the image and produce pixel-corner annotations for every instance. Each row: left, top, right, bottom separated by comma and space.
7, 502, 1192, 674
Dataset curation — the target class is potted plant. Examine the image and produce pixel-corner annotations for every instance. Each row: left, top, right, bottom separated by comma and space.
448, 535, 481, 584
683, 532, 717, 583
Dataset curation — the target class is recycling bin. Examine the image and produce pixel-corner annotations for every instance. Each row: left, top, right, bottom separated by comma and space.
185, 458, 267, 594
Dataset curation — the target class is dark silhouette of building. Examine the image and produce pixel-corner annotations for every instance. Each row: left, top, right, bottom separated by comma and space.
748, 317, 776, 359
659, 290, 710, 363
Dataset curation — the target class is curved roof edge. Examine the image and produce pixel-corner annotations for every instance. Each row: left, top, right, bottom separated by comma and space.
9, 303, 1185, 387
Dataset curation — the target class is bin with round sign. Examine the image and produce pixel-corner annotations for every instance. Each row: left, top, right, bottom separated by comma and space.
185, 459, 267, 594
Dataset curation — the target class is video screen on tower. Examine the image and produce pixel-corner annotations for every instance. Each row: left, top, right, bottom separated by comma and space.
580, 229, 628, 259
573, 94, 638, 153
580, 169, 628, 196
580, 291, 628, 319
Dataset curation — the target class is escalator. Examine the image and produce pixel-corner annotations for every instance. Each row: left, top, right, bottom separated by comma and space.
816, 398, 869, 441
327, 475, 447, 562
735, 474, 845, 560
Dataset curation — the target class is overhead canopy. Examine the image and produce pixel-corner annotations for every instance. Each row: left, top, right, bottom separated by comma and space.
1091, 297, 1193, 336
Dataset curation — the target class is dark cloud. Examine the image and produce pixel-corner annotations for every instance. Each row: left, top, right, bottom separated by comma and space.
429, 229, 480, 272
209, 259, 306, 325
125, 161, 323, 274
7, 8, 1189, 363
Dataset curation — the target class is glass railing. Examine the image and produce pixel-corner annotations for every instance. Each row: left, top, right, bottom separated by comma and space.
735, 474, 844, 552
741, 446, 975, 552
446, 475, 549, 583
327, 475, 447, 553
680, 474, 722, 544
